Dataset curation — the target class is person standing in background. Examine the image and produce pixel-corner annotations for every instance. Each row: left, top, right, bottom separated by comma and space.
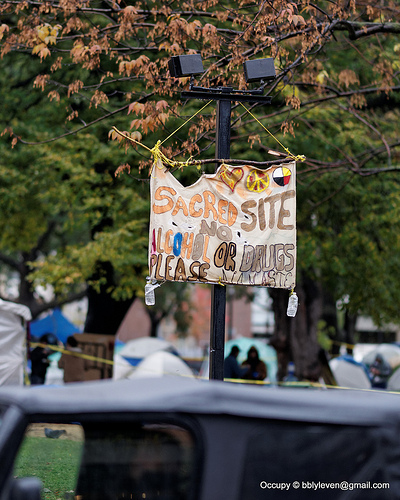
30, 333, 55, 385
224, 346, 249, 380
241, 346, 267, 381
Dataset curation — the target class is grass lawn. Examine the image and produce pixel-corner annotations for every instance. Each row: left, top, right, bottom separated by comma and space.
13, 436, 83, 500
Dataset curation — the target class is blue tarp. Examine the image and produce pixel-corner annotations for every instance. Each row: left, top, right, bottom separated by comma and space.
30, 308, 81, 345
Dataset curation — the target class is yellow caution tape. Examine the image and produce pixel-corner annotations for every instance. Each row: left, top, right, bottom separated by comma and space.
31, 343, 114, 365
29, 343, 400, 394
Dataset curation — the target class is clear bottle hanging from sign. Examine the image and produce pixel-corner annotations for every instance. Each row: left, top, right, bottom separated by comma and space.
145, 278, 161, 306
287, 291, 298, 317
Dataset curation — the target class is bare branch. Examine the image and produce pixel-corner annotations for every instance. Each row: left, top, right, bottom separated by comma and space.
334, 21, 400, 39
14, 93, 152, 145
30, 289, 88, 319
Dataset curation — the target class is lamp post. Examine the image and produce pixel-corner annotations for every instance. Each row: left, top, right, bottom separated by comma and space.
169, 55, 276, 380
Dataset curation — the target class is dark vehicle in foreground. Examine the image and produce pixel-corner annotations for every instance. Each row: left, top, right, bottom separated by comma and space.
0, 377, 399, 499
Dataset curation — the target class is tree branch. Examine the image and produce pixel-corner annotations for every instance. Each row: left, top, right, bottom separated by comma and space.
334, 21, 400, 39
0, 252, 21, 272
30, 289, 88, 319
337, 103, 392, 165
28, 221, 57, 261
13, 93, 153, 145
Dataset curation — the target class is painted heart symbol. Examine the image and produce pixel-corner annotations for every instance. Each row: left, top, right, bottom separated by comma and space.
218, 165, 244, 192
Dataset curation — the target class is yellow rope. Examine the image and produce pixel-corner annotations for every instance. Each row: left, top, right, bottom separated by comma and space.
159, 100, 212, 146
114, 99, 306, 168
240, 103, 306, 162
113, 100, 212, 171
113, 129, 153, 152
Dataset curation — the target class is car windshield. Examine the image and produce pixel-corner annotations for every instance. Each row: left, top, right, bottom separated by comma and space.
13, 419, 198, 500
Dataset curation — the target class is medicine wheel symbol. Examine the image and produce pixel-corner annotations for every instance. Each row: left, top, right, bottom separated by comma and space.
246, 169, 269, 192
272, 166, 291, 186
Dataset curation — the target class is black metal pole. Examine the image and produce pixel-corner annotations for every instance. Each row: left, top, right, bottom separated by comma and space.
228, 286, 234, 341
209, 98, 231, 380
179, 84, 270, 381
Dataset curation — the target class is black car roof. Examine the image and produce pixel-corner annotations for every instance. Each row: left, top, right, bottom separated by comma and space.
0, 377, 399, 426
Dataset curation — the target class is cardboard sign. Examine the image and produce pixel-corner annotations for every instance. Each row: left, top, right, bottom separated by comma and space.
149, 161, 296, 288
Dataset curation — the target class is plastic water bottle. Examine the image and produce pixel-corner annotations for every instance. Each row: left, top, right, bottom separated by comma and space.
287, 292, 298, 317
145, 283, 155, 306
145, 279, 159, 306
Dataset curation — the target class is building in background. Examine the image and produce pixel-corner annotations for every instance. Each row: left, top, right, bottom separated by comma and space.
115, 284, 275, 358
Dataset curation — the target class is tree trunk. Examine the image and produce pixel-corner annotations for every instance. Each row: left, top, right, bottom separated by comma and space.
146, 307, 167, 338
18, 256, 38, 314
149, 317, 158, 338
344, 310, 357, 355
269, 288, 291, 381
270, 276, 322, 382
322, 290, 340, 356
290, 277, 322, 381
84, 261, 134, 335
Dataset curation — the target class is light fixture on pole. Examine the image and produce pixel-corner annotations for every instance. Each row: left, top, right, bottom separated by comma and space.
169, 54, 276, 103
168, 54, 204, 78
243, 57, 276, 83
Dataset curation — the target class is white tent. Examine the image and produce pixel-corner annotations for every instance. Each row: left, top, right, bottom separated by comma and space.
329, 357, 371, 390
113, 337, 179, 380
129, 351, 195, 379
113, 353, 137, 380
387, 369, 400, 392
362, 344, 400, 369
0, 299, 31, 386
118, 337, 178, 358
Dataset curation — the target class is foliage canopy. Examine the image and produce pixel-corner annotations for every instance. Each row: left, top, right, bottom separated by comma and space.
1, 0, 400, 329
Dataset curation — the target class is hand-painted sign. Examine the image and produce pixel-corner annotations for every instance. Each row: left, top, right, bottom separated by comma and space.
149, 161, 296, 288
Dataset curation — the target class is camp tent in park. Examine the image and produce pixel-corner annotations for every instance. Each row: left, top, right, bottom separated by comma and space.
113, 336, 180, 380
225, 337, 278, 382
387, 368, 400, 392
329, 356, 372, 390
129, 351, 195, 379
0, 299, 31, 386
30, 308, 81, 345
362, 344, 400, 370
200, 337, 278, 382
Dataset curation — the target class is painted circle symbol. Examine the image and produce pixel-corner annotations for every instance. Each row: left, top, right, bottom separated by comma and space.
246, 169, 269, 192
273, 167, 291, 186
